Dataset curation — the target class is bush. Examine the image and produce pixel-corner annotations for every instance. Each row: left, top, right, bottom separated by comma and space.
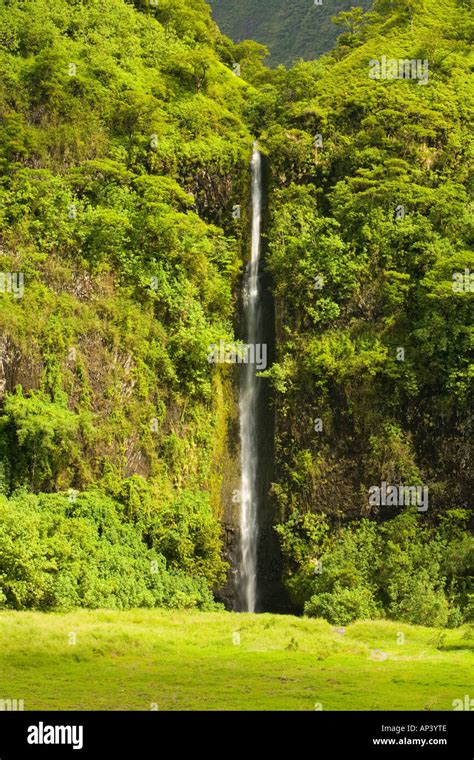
386, 571, 450, 627
305, 585, 380, 625
281, 509, 472, 627
0, 389, 94, 492
0, 490, 221, 612
148, 491, 228, 590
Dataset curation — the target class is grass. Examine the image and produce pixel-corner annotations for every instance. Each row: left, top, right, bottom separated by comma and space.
0, 609, 472, 711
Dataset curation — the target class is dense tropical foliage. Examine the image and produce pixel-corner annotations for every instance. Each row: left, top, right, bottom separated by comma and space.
0, 0, 472, 624
255, 0, 473, 624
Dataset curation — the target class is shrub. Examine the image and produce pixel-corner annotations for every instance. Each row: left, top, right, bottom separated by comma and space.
386, 571, 450, 627
281, 509, 472, 627
148, 491, 228, 589
0, 389, 94, 492
305, 585, 380, 625
0, 490, 221, 611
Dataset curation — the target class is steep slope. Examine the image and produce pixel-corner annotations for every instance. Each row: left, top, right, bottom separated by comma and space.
0, 0, 255, 609
210, 0, 372, 66
255, 0, 473, 621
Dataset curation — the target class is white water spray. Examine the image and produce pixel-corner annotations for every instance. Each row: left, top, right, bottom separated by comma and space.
239, 145, 263, 612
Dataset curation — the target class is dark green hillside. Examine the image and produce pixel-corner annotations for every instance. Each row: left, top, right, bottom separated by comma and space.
210, 0, 372, 66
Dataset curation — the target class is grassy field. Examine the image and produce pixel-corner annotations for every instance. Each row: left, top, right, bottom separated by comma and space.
0, 610, 472, 711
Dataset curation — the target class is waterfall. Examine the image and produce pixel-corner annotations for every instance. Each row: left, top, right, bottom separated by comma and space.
239, 144, 263, 612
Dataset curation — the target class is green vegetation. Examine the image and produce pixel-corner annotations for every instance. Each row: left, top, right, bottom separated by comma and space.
0, 609, 473, 710
210, 0, 372, 67
0, 0, 472, 636
0, 0, 257, 610
278, 510, 473, 626
255, 0, 473, 620
0, 489, 223, 611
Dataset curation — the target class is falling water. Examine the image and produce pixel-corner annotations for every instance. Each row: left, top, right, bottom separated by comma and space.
239, 144, 263, 612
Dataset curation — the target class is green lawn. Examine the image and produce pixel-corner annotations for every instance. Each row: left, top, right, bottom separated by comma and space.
0, 610, 472, 711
